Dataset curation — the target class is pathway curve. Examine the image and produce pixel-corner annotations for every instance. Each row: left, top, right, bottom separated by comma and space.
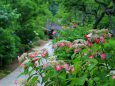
0, 40, 53, 86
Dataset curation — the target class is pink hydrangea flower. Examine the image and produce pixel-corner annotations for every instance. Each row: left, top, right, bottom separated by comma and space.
87, 41, 91, 48
112, 76, 115, 79
59, 42, 65, 47
41, 50, 48, 57
20, 63, 25, 67
52, 31, 56, 35
41, 53, 46, 57
84, 34, 88, 39
53, 45, 57, 48
108, 33, 112, 38
74, 49, 79, 53
87, 38, 91, 42
63, 63, 70, 71
100, 37, 105, 44
71, 67, 75, 73
43, 64, 49, 69
68, 42, 72, 48
29, 52, 38, 58
94, 38, 100, 44
55, 64, 62, 71
74, 49, 77, 53
89, 55, 94, 59
100, 53, 106, 60
13, 80, 18, 85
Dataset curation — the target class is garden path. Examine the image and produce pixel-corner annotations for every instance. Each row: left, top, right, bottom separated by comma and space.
0, 40, 54, 86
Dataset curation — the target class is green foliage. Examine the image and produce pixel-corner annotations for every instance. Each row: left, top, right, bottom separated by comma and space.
0, 29, 19, 64
99, 15, 109, 28
63, 0, 115, 28
104, 38, 115, 69
15, 0, 38, 23
0, 4, 20, 29
104, 38, 115, 54
19, 27, 115, 86
0, 0, 52, 65
16, 21, 36, 44
0, 4, 20, 65
14, 0, 52, 43
0, 0, 115, 85
53, 26, 90, 43
55, 45, 73, 60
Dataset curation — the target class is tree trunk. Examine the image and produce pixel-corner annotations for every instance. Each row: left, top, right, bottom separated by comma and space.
93, 11, 105, 29
0, 57, 3, 67
82, 13, 86, 26
108, 14, 113, 29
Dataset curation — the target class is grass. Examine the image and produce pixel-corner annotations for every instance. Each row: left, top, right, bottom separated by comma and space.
0, 70, 11, 79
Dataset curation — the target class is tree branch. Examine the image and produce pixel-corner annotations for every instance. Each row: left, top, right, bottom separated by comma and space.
93, 11, 105, 29
95, 0, 107, 7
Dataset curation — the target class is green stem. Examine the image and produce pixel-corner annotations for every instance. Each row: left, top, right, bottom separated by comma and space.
57, 76, 60, 86
105, 60, 109, 71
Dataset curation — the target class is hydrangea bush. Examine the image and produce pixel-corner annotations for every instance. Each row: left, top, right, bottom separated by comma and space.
18, 29, 115, 86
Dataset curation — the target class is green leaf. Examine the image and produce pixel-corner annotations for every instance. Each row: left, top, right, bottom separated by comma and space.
44, 81, 55, 86
75, 74, 88, 85
93, 77, 100, 81
88, 79, 93, 86
87, 59, 98, 71
25, 61, 33, 67
27, 76, 38, 86
106, 53, 112, 59
28, 68, 35, 75
17, 72, 25, 78
24, 67, 29, 75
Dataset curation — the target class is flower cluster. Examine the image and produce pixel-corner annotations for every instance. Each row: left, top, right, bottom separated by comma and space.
42, 55, 62, 68
110, 71, 115, 79
53, 40, 72, 49
86, 35, 105, 47
41, 49, 48, 57
55, 63, 74, 73
52, 31, 57, 35
53, 39, 87, 54
72, 39, 87, 53
41, 55, 74, 73
29, 52, 38, 58
84, 29, 112, 48
17, 53, 30, 67
88, 53, 106, 60
18, 49, 48, 67
54, 39, 87, 52
88, 29, 112, 38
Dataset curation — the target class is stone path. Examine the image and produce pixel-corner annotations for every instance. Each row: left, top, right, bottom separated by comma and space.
0, 40, 53, 86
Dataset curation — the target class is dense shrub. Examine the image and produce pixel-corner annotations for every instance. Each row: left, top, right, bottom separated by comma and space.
104, 38, 115, 69
0, 29, 19, 65
19, 28, 115, 86
0, 1, 53, 66
0, 4, 20, 66
14, 0, 52, 43
52, 26, 91, 43
0, 4, 20, 29
14, 0, 38, 23
16, 24, 36, 44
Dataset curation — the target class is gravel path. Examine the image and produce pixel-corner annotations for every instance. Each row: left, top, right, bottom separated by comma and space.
0, 40, 53, 86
